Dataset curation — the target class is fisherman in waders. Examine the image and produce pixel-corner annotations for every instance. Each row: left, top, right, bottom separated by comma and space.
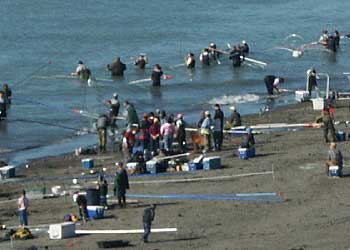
227, 106, 242, 128
143, 204, 156, 243
71, 61, 91, 81
229, 50, 243, 68
0, 91, 7, 119
307, 68, 318, 97
107, 93, 120, 134
3, 84, 12, 105
264, 75, 284, 95
200, 48, 210, 66
241, 40, 250, 55
185, 53, 196, 69
107, 57, 126, 77
151, 64, 163, 87
124, 100, 139, 128
334, 30, 341, 48
321, 107, 337, 143
134, 53, 148, 70
97, 114, 109, 153
327, 35, 337, 53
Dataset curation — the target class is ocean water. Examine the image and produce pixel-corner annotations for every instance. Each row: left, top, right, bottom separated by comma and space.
1, 0, 350, 164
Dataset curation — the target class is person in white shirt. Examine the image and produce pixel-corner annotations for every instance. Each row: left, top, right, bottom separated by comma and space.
264, 75, 284, 95
18, 190, 29, 226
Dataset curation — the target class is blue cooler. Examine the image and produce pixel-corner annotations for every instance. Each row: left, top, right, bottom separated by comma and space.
203, 156, 221, 170
87, 205, 104, 219
329, 166, 341, 177
336, 131, 346, 141
238, 147, 255, 160
81, 159, 94, 169
146, 160, 161, 174
132, 146, 144, 156
189, 162, 202, 171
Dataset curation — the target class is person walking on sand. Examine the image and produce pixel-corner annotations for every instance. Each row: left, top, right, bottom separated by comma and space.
143, 204, 156, 243
18, 190, 29, 227
114, 162, 129, 208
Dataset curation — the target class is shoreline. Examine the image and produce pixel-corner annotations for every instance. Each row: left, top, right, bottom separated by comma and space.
2, 101, 350, 249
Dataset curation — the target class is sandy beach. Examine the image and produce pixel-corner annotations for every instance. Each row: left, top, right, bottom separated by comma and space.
1, 102, 350, 250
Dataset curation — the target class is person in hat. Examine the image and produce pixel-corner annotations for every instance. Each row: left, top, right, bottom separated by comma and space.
264, 75, 284, 95
113, 162, 129, 208
106, 93, 120, 134
227, 106, 242, 128
134, 53, 148, 69
143, 204, 156, 243
71, 61, 91, 80
213, 104, 224, 151
241, 41, 250, 55
107, 57, 127, 77
175, 113, 187, 153
151, 64, 163, 87
200, 111, 213, 151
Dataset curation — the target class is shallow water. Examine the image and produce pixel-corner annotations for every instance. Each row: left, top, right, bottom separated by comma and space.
1, 0, 350, 163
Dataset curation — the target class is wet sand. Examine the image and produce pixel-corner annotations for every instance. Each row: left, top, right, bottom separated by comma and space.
1, 102, 350, 250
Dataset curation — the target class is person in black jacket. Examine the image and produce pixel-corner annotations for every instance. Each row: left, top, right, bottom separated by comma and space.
151, 64, 163, 87
107, 57, 126, 77
0, 91, 6, 119
213, 104, 224, 151
74, 193, 88, 222
229, 50, 243, 68
3, 84, 12, 105
134, 53, 148, 70
143, 204, 156, 243
113, 162, 130, 208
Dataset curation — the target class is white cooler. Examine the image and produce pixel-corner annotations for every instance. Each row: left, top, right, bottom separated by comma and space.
311, 98, 324, 110
295, 90, 310, 102
48, 222, 76, 239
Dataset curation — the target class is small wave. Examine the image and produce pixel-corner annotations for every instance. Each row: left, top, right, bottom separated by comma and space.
208, 94, 260, 105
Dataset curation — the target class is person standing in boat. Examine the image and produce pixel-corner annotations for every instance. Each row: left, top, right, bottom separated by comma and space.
151, 64, 163, 87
